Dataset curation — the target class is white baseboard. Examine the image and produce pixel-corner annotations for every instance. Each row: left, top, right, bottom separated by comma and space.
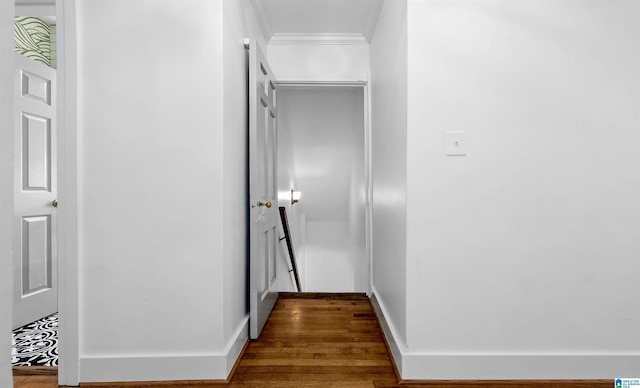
79, 316, 249, 383
371, 288, 640, 380
402, 354, 640, 380
79, 354, 228, 382
370, 287, 405, 374
224, 315, 249, 376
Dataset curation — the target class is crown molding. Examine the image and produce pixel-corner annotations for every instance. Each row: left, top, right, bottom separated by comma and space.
250, 0, 273, 45
364, 0, 383, 43
269, 33, 368, 45
250, 0, 382, 45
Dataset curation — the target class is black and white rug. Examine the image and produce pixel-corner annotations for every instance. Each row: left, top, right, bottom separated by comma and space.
12, 313, 59, 366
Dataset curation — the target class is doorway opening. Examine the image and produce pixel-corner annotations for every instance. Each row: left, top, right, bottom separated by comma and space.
12, 2, 60, 378
275, 83, 371, 294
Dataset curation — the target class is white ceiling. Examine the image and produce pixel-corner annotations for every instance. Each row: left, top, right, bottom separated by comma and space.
251, 0, 383, 44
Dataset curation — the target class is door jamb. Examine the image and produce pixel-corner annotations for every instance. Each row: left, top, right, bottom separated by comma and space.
273, 79, 373, 295
55, 0, 78, 385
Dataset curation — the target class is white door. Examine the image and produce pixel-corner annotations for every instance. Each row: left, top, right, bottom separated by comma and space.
248, 40, 279, 339
13, 53, 57, 329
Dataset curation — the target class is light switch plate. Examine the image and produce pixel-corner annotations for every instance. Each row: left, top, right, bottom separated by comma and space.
445, 131, 467, 156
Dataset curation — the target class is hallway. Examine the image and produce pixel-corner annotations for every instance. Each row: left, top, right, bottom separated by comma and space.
231, 293, 396, 387
14, 294, 398, 387
12, 294, 614, 387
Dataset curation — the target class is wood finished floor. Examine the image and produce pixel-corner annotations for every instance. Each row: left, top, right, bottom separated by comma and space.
12, 293, 611, 388
231, 293, 396, 387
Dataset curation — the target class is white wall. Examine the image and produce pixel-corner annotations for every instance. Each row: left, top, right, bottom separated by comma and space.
369, 0, 408, 367
221, 0, 267, 372
268, 44, 369, 81
306, 221, 352, 291
403, 0, 640, 379
0, 1, 15, 387
76, 0, 229, 381
278, 87, 366, 292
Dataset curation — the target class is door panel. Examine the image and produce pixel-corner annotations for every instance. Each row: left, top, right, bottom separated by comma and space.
21, 215, 52, 295
22, 113, 51, 191
248, 40, 279, 339
13, 53, 57, 329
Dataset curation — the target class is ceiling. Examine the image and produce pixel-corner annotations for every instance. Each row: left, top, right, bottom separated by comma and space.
250, 0, 383, 44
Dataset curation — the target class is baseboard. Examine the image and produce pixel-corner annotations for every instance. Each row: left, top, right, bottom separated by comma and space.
79, 316, 249, 383
370, 288, 640, 380
370, 287, 405, 376
401, 354, 640, 380
223, 315, 249, 377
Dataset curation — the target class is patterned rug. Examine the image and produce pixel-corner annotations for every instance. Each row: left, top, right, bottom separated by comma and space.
12, 313, 59, 366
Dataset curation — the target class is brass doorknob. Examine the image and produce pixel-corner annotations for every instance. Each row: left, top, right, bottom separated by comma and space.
52, 199, 58, 208
258, 201, 272, 208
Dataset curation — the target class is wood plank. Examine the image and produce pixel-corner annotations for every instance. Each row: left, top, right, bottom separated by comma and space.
12, 367, 58, 376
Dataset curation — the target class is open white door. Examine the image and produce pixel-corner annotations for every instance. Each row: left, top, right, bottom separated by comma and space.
247, 39, 279, 339
13, 53, 57, 329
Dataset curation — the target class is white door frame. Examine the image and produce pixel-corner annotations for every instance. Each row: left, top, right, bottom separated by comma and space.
55, 0, 78, 385
273, 78, 373, 295
10, 1, 78, 385
1, 2, 16, 387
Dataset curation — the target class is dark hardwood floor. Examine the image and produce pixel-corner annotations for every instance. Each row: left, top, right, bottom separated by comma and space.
13, 293, 611, 388
229, 293, 396, 387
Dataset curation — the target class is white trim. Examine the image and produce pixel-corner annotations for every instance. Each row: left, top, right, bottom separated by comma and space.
223, 315, 249, 376
364, 75, 373, 297
79, 317, 248, 383
371, 289, 640, 380
275, 75, 368, 84
246, 1, 380, 44
56, 0, 79, 385
276, 80, 372, 295
401, 354, 640, 380
363, 0, 383, 43
0, 1, 15, 387
80, 355, 229, 383
370, 288, 405, 374
249, 0, 272, 45
269, 33, 368, 45
362, 82, 372, 296
276, 80, 367, 88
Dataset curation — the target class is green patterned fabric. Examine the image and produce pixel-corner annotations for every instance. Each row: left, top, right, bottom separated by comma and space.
15, 17, 51, 67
